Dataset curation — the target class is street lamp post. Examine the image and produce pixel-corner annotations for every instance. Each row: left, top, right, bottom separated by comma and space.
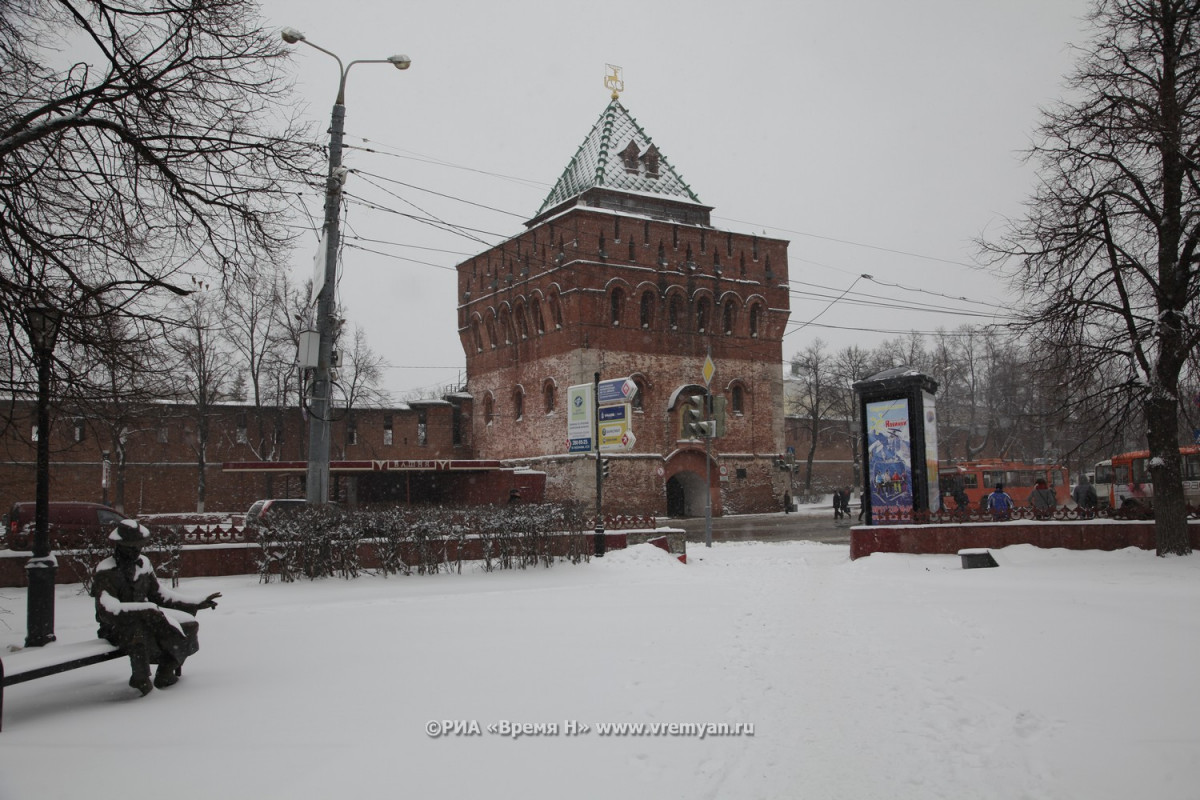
25, 304, 62, 647
281, 28, 410, 505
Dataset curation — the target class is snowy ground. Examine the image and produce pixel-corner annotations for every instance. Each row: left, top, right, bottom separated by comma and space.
1, 538, 1198, 800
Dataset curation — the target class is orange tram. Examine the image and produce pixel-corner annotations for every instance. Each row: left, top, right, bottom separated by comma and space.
1108, 445, 1200, 509
938, 459, 1070, 510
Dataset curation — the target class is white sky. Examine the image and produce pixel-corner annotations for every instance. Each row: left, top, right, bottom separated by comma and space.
2, 535, 1198, 798
259, 0, 1092, 399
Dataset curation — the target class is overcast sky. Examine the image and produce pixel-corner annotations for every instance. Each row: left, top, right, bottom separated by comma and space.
259, 0, 1092, 400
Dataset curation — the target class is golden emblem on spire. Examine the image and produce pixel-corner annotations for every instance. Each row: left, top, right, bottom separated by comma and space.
604, 64, 624, 100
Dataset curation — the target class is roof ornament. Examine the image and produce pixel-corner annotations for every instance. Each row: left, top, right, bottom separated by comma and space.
604, 64, 624, 101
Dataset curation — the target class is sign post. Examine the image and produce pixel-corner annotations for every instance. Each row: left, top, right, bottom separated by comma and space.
593, 373, 605, 557
568, 375, 640, 557
703, 350, 715, 548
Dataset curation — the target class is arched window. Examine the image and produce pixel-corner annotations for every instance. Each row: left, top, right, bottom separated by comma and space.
483, 394, 495, 426
515, 304, 529, 340
610, 287, 624, 326
486, 316, 498, 349
631, 378, 647, 412
532, 297, 545, 334
640, 292, 654, 329
696, 298, 710, 333
550, 293, 563, 329
731, 384, 745, 414
513, 388, 524, 421
723, 301, 735, 335
472, 319, 483, 352
749, 304, 762, 338
499, 308, 514, 345
668, 296, 682, 330
543, 381, 556, 414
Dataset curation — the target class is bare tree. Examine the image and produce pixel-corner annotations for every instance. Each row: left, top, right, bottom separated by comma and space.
0, 0, 314, 400
789, 339, 836, 498
223, 268, 297, 460
988, 0, 1200, 554
167, 294, 235, 512
339, 325, 392, 413
69, 310, 173, 513
829, 344, 874, 487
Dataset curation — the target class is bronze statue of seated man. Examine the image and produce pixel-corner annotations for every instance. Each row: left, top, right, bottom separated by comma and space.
90, 520, 222, 695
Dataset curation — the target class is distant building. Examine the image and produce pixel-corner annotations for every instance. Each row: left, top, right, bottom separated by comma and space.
456, 97, 792, 516
0, 395, 542, 517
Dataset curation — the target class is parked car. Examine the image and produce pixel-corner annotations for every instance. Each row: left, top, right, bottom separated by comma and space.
3, 501, 128, 551
243, 498, 310, 532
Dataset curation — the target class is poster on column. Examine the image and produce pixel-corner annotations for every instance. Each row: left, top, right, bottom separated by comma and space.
922, 391, 940, 511
865, 398, 913, 522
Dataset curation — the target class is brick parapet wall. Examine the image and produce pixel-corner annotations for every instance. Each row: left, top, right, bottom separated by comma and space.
0, 529, 682, 588
850, 520, 1200, 559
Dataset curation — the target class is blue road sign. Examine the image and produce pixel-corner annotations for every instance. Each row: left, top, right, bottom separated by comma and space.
597, 377, 637, 405
598, 405, 627, 422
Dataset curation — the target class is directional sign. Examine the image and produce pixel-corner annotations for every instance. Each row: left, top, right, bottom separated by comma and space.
702, 354, 715, 387
598, 404, 631, 451
601, 428, 637, 453
598, 404, 629, 422
597, 376, 638, 406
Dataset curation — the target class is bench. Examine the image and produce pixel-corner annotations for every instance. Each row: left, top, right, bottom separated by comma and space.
0, 639, 124, 731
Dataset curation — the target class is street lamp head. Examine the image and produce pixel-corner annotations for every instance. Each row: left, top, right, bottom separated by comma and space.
281, 27, 305, 44
25, 305, 63, 353
388, 54, 412, 70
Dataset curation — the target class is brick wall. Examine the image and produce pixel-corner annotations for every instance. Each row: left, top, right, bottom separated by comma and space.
0, 398, 472, 517
456, 206, 790, 516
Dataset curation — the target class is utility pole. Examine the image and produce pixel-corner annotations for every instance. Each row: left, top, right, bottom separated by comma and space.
280, 28, 410, 505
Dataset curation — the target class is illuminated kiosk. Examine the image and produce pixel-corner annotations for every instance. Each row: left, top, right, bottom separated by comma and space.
853, 367, 939, 525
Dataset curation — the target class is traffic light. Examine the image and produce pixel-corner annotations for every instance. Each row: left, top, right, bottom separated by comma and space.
682, 394, 712, 439
601, 457, 611, 479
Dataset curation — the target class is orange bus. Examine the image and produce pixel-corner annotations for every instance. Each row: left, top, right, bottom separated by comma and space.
938, 459, 1070, 510
1109, 445, 1200, 509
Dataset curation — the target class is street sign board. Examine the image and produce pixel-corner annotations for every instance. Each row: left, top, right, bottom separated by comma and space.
597, 376, 638, 405
702, 354, 715, 387
566, 383, 595, 453
598, 404, 632, 451
600, 427, 636, 452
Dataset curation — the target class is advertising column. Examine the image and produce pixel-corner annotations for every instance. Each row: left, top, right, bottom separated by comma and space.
853, 367, 940, 525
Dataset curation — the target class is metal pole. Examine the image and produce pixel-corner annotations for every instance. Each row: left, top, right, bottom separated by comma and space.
26, 345, 57, 646
593, 372, 605, 556
101, 450, 110, 506
704, 387, 713, 548
305, 100, 346, 505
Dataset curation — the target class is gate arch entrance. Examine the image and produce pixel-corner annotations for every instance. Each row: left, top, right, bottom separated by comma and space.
665, 471, 709, 517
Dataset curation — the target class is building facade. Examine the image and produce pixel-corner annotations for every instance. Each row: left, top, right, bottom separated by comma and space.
0, 395, 532, 519
457, 98, 792, 516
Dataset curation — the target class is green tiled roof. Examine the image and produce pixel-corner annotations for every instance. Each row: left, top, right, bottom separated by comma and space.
536, 99, 702, 216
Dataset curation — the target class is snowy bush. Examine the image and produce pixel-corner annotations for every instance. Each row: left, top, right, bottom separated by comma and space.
255, 503, 591, 583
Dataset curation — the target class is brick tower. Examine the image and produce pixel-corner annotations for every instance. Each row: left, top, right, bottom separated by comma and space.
456, 94, 791, 516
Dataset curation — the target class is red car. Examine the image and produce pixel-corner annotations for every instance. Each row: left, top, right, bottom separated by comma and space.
4, 501, 128, 551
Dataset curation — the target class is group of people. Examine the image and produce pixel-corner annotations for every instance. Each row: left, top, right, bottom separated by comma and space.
984, 474, 1100, 521
832, 487, 855, 520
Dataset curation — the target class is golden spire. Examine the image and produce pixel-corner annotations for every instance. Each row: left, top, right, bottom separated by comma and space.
604, 64, 624, 101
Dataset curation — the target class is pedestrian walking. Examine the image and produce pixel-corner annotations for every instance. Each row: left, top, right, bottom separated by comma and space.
838, 487, 852, 518
1072, 474, 1099, 519
986, 483, 1014, 521
1029, 478, 1057, 520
